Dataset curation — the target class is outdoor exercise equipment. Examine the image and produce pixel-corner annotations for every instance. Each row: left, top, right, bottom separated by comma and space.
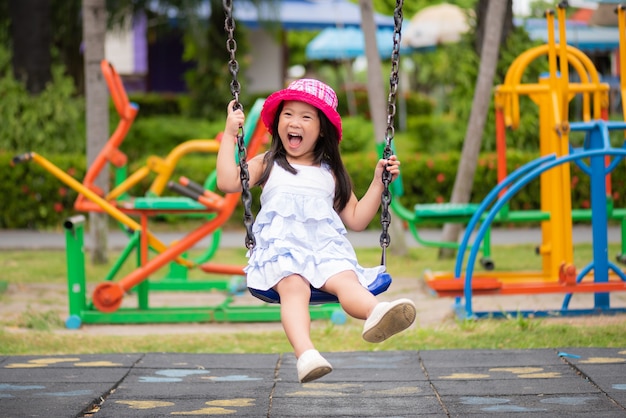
13, 57, 343, 327
222, 0, 404, 304
424, 4, 626, 318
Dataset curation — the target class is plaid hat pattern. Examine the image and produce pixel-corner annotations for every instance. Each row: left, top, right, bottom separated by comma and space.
261, 79, 342, 141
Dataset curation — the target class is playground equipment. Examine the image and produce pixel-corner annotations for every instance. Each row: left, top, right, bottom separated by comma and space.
424, 4, 626, 318
12, 60, 340, 328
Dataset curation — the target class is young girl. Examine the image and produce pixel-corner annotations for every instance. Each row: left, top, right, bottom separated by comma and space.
217, 79, 416, 383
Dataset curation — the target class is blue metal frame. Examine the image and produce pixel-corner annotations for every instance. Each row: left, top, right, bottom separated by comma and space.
452, 119, 626, 319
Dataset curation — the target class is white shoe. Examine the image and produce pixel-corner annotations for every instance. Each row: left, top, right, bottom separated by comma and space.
296, 349, 333, 383
362, 299, 416, 343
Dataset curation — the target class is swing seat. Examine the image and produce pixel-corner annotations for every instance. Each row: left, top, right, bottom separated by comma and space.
249, 272, 392, 305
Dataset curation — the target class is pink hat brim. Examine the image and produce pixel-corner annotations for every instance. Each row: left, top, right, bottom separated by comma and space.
261, 89, 342, 142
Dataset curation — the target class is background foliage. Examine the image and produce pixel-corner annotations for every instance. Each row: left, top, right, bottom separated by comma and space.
3, 147, 623, 230
1, 0, 623, 231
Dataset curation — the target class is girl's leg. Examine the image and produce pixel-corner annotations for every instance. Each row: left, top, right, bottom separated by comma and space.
321, 271, 378, 319
275, 274, 332, 383
322, 271, 417, 343
274, 274, 314, 357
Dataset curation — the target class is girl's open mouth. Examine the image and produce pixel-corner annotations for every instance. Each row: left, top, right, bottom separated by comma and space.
288, 134, 303, 147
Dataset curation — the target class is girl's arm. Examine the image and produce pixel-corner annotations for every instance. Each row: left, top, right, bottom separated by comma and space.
216, 100, 264, 193
339, 155, 400, 231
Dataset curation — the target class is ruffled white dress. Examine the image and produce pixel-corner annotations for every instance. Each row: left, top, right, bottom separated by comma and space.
245, 162, 385, 291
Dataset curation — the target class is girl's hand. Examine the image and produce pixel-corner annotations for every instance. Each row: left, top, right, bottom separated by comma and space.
375, 155, 401, 182
225, 100, 245, 138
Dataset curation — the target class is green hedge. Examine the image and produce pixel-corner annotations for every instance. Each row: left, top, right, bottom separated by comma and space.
3, 150, 623, 230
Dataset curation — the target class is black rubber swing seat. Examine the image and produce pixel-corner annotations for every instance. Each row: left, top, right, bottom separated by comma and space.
248, 272, 392, 305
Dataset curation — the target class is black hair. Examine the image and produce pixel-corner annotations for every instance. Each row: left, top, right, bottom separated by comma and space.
256, 101, 353, 212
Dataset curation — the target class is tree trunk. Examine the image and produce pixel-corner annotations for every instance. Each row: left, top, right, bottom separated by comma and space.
9, 0, 51, 94
82, 0, 109, 264
438, 0, 509, 258
475, 0, 514, 56
359, 0, 407, 257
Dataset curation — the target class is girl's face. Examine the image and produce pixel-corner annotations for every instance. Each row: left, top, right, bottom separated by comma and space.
277, 100, 321, 165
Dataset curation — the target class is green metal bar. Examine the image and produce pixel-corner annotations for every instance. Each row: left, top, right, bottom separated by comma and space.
621, 216, 626, 257
113, 165, 130, 201
104, 230, 140, 282
193, 227, 222, 264
136, 233, 149, 309
148, 280, 230, 292
64, 216, 87, 327
75, 304, 337, 324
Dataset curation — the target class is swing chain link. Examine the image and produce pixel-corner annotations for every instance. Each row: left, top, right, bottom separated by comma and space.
224, 0, 256, 249
379, 0, 403, 262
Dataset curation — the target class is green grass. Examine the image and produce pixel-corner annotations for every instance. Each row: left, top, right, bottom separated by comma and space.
2, 242, 619, 284
1, 241, 626, 355
2, 318, 625, 355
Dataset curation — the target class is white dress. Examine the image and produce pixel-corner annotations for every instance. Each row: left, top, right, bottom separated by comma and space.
244, 162, 385, 291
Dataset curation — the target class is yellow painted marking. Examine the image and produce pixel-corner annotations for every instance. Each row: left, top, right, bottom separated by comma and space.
287, 390, 346, 397
206, 399, 255, 407
30, 358, 80, 364
580, 357, 625, 364
5, 358, 81, 368
288, 382, 361, 396
440, 373, 490, 379
172, 407, 236, 415
363, 386, 421, 396
303, 383, 362, 389
518, 372, 561, 378
74, 361, 123, 367
490, 367, 544, 374
618, 350, 626, 355
116, 400, 174, 409
5, 363, 47, 368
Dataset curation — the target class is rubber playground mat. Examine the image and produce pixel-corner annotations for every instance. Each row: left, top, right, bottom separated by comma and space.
1, 348, 625, 417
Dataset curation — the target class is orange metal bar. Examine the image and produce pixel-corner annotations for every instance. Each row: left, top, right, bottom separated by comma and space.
200, 263, 245, 275
90, 111, 269, 313
20, 152, 192, 267
91, 193, 240, 312
619, 5, 626, 125
427, 276, 626, 298
431, 282, 626, 298
81, 61, 138, 198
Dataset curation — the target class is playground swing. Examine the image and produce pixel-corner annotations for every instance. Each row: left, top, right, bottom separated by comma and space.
222, 0, 405, 304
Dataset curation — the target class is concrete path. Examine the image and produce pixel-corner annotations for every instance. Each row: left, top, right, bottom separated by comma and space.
1, 349, 625, 417
0, 224, 620, 250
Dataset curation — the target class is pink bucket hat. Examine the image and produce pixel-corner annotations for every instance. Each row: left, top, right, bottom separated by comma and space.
261, 79, 342, 141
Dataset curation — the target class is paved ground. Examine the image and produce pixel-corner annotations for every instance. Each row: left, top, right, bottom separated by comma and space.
1, 349, 626, 417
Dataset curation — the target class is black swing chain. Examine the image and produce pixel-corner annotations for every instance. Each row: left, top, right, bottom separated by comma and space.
224, 0, 401, 255
224, 0, 256, 249
379, 0, 403, 266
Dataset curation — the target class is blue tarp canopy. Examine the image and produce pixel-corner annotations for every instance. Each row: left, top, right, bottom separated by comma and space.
158, 0, 395, 30
223, 0, 395, 30
515, 18, 620, 53
305, 27, 412, 60
525, 24, 620, 53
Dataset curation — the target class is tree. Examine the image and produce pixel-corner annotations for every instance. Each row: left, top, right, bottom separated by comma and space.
82, 0, 110, 264
359, 0, 408, 256
439, 0, 510, 258
9, 0, 52, 94
183, 0, 238, 118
